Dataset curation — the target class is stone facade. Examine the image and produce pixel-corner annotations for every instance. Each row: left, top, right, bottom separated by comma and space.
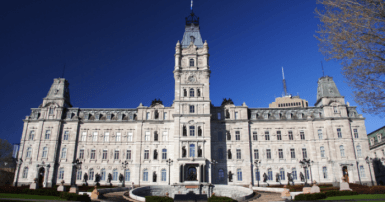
13, 12, 374, 188
368, 126, 385, 185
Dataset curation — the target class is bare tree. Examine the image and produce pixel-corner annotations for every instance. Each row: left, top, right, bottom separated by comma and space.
0, 138, 13, 160
315, 0, 385, 115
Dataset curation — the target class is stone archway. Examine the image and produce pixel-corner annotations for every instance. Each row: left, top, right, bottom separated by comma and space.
38, 167, 45, 188
342, 166, 349, 182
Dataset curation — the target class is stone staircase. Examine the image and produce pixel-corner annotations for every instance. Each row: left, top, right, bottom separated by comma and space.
249, 192, 284, 202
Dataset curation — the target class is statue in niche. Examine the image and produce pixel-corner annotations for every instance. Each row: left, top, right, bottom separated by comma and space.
263, 173, 268, 182
228, 171, 233, 182
184, 89, 187, 97
154, 110, 159, 119
227, 131, 231, 141
154, 132, 158, 141
300, 172, 305, 182
198, 147, 202, 157
182, 147, 186, 157
228, 149, 232, 159
153, 150, 158, 160
183, 125, 187, 136
276, 173, 280, 183
197, 89, 201, 97
187, 168, 197, 181
119, 173, 124, 183
287, 172, 293, 185
153, 172, 157, 182
225, 109, 230, 119
198, 127, 202, 136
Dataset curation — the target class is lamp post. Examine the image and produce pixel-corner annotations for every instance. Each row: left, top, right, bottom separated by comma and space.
211, 159, 218, 184
365, 156, 374, 186
299, 158, 313, 186
166, 158, 173, 185
14, 158, 23, 187
254, 159, 261, 187
122, 160, 129, 187
70, 159, 82, 193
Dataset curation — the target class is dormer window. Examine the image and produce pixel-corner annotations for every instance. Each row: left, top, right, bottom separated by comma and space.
378, 134, 382, 142
190, 36, 195, 43
190, 59, 194, 67
49, 108, 54, 115
333, 106, 338, 113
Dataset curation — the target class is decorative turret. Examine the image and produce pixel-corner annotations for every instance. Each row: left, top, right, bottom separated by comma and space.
39, 78, 72, 119
315, 76, 344, 107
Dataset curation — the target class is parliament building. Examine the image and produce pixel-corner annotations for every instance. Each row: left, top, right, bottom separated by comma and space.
14, 12, 374, 188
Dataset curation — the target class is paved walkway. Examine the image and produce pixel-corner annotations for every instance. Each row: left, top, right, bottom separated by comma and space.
93, 191, 129, 202
251, 192, 284, 202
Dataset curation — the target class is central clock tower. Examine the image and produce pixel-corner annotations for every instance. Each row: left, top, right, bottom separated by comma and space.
172, 11, 212, 183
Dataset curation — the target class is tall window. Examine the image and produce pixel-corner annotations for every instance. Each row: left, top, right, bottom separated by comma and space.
320, 146, 325, 158
318, 129, 323, 140
266, 149, 271, 159
49, 108, 54, 115
77, 170, 82, 180
254, 149, 259, 159
61, 148, 67, 159
102, 150, 107, 159
189, 144, 195, 157
145, 132, 150, 141
219, 169, 225, 182
268, 169, 273, 181
26, 147, 32, 158
163, 112, 167, 120
161, 169, 167, 182
290, 148, 295, 159
79, 149, 84, 159
305, 168, 310, 179
116, 132, 121, 142
322, 167, 328, 179
114, 150, 119, 160
93, 132, 98, 142
58, 168, 64, 179
235, 131, 240, 141
217, 113, 221, 120
356, 145, 362, 157
337, 128, 342, 138
126, 150, 131, 159
189, 105, 195, 113
218, 148, 223, 159
89, 169, 94, 181
359, 165, 365, 178
146, 112, 150, 120
278, 149, 284, 159
162, 149, 167, 160
22, 167, 28, 178
190, 126, 195, 136
144, 150, 149, 159
101, 169, 106, 181
235, 112, 239, 120
279, 168, 285, 180
190, 88, 194, 97
143, 169, 148, 181
190, 59, 194, 66
125, 169, 130, 181
353, 129, 359, 138
253, 132, 258, 141
45, 130, 51, 140
333, 106, 338, 113
63, 131, 69, 140
237, 169, 242, 181
288, 131, 293, 140
255, 169, 260, 181
277, 131, 281, 140
162, 131, 168, 141
340, 145, 345, 157
29, 131, 35, 140
42, 147, 48, 158
81, 132, 86, 141
236, 149, 241, 159
128, 132, 133, 142
265, 131, 270, 140
218, 132, 223, 141
302, 148, 307, 159
104, 132, 109, 142
90, 149, 96, 159
300, 131, 305, 140
113, 169, 118, 181
292, 168, 297, 180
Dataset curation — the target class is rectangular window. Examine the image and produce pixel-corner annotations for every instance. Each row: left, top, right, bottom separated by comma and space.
190, 126, 195, 136
146, 112, 150, 120
145, 132, 150, 141
265, 131, 270, 141
90, 149, 96, 159
300, 131, 305, 140
144, 150, 149, 159
81, 132, 87, 141
237, 169, 242, 181
353, 129, 359, 138
93, 132, 98, 142
253, 132, 258, 141
323, 167, 328, 179
302, 148, 307, 159
104, 132, 109, 142
126, 150, 131, 159
278, 149, 284, 159
235, 112, 239, 120
266, 149, 271, 159
77, 170, 82, 180
42, 147, 48, 158
116, 132, 121, 142
102, 150, 107, 159
288, 131, 293, 140
292, 168, 297, 180
45, 130, 51, 140
49, 108, 54, 115
236, 149, 241, 159
164, 112, 167, 120
128, 132, 133, 142
217, 113, 221, 120
161, 170, 166, 181
63, 131, 69, 140
162, 149, 167, 160
114, 150, 119, 160
79, 149, 84, 159
254, 149, 259, 159
162, 131, 168, 141
290, 148, 295, 159
277, 131, 281, 140
359, 165, 366, 178
337, 128, 342, 138
190, 105, 195, 113
29, 130, 35, 140
235, 131, 240, 141
318, 130, 323, 140
58, 168, 64, 179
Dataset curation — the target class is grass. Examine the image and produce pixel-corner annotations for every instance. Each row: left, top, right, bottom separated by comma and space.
0, 193, 66, 201
323, 194, 385, 200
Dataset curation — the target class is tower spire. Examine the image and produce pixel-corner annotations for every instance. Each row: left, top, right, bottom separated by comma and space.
282, 67, 288, 96
321, 61, 325, 77
191, 0, 193, 11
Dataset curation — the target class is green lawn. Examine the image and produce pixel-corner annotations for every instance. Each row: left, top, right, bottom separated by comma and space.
0, 193, 66, 201
323, 194, 385, 200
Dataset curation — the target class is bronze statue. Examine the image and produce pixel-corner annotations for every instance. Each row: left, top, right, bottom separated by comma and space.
154, 110, 159, 119
198, 127, 202, 136
182, 147, 186, 157
228, 171, 233, 182
198, 147, 202, 157
300, 172, 305, 182
183, 125, 187, 136
225, 109, 230, 118
263, 173, 268, 182
153, 150, 158, 160
228, 149, 232, 159
276, 173, 280, 183
154, 131, 158, 141
119, 173, 124, 183
153, 172, 157, 182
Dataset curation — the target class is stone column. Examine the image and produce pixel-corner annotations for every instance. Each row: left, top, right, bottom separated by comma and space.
35, 164, 40, 179
182, 164, 185, 182
203, 164, 206, 182
44, 164, 50, 187
197, 164, 201, 183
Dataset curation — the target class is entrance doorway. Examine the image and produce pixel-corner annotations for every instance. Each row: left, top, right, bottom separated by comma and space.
38, 167, 45, 187
342, 166, 349, 182
187, 167, 197, 181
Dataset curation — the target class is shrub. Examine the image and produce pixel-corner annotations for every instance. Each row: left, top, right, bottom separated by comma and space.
208, 195, 237, 202
145, 196, 174, 202
324, 190, 358, 197
294, 193, 327, 201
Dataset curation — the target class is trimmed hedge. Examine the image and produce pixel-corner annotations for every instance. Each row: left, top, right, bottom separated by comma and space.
324, 190, 358, 197
0, 186, 90, 201
145, 196, 174, 202
294, 193, 327, 201
208, 195, 237, 202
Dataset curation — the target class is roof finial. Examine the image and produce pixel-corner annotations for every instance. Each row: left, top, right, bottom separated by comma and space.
191, 0, 193, 11
282, 67, 288, 96
321, 61, 325, 77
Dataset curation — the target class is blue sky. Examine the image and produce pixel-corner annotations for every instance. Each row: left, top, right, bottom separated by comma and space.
0, 0, 383, 145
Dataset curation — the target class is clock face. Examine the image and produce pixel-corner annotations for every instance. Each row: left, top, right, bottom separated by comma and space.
188, 76, 196, 82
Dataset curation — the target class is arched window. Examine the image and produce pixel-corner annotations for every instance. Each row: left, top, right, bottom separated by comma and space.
318, 129, 323, 140
101, 169, 106, 181
58, 168, 64, 179
42, 147, 48, 158
268, 168, 273, 181
22, 167, 28, 178
104, 132, 109, 142
190, 126, 195, 136
340, 145, 345, 157
189, 144, 195, 157
45, 130, 51, 140
322, 167, 328, 179
26, 147, 32, 158
77, 170, 82, 180
161, 169, 167, 181
143, 169, 148, 181
125, 169, 130, 181
359, 165, 365, 178
116, 132, 121, 142
89, 169, 94, 181
218, 148, 223, 160
356, 145, 362, 157
279, 168, 285, 180
291, 168, 297, 180
113, 169, 118, 181
61, 148, 67, 159
162, 149, 167, 160
63, 131, 69, 140
218, 169, 224, 182
237, 169, 242, 181
190, 59, 194, 67
29, 131, 35, 140
190, 88, 194, 97
320, 146, 325, 158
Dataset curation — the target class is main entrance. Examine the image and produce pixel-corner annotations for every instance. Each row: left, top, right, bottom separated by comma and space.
38, 167, 45, 187
342, 166, 349, 182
